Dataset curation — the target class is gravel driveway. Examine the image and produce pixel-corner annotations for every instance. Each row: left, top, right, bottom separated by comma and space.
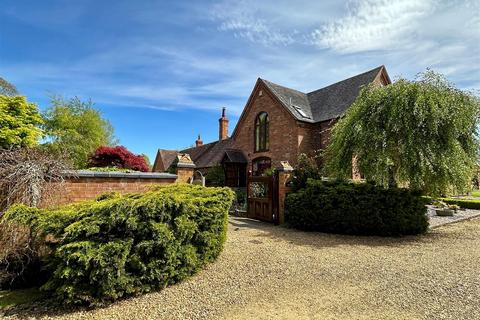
3, 217, 480, 320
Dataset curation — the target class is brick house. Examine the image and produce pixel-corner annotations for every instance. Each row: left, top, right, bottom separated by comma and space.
153, 66, 391, 187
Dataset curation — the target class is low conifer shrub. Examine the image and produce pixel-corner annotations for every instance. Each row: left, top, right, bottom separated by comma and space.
1, 184, 234, 305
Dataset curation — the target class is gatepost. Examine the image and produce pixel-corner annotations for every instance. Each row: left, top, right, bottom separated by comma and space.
275, 161, 293, 225
175, 154, 196, 183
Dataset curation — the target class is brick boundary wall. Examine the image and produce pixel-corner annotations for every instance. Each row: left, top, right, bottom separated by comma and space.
45, 170, 179, 206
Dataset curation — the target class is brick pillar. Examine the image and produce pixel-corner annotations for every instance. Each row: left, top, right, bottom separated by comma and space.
175, 154, 196, 183
276, 161, 293, 225
219, 107, 229, 140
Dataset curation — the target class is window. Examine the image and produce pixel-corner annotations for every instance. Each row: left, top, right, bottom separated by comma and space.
252, 157, 271, 176
255, 112, 269, 152
293, 105, 311, 119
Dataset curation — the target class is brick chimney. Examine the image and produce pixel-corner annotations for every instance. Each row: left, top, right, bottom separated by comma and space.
195, 134, 203, 147
219, 107, 228, 140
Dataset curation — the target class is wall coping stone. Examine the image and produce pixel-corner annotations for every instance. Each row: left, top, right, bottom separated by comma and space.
176, 163, 196, 168
276, 161, 294, 172
63, 170, 178, 179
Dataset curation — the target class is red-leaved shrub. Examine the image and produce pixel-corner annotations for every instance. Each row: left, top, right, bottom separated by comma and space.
88, 146, 149, 172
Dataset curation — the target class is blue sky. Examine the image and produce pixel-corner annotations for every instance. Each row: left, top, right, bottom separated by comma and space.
1, 0, 479, 162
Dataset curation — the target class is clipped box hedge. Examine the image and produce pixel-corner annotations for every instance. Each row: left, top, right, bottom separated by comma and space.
440, 198, 480, 209
422, 196, 480, 209
2, 184, 234, 305
285, 180, 428, 236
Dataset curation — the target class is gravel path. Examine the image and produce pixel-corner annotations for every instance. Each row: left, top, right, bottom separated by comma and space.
428, 206, 480, 228
3, 217, 480, 320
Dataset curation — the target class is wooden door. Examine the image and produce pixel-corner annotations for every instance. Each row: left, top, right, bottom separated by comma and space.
247, 176, 274, 222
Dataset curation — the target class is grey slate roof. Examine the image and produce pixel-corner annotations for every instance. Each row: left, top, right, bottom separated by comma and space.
154, 66, 388, 170
180, 139, 233, 169
223, 149, 248, 163
154, 149, 179, 171
261, 66, 385, 123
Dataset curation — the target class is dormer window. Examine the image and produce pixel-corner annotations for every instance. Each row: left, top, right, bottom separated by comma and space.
293, 105, 311, 119
255, 112, 269, 152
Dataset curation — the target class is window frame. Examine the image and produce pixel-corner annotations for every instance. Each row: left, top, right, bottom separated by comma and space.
254, 112, 269, 152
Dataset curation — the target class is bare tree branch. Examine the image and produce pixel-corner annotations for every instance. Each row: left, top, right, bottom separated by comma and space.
0, 148, 72, 213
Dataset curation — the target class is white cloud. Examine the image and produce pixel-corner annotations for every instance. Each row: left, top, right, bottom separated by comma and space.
211, 0, 479, 91
312, 0, 435, 53
2, 0, 478, 119
212, 0, 294, 46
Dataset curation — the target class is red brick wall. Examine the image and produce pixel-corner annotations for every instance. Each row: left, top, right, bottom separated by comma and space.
230, 82, 300, 169
176, 167, 194, 183
230, 81, 340, 170
319, 119, 338, 150
46, 175, 177, 206
219, 118, 229, 140
297, 122, 320, 157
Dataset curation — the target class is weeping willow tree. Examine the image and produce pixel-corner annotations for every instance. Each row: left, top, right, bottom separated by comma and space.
325, 70, 480, 196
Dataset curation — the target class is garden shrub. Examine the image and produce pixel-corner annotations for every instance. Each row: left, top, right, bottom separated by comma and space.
0, 222, 49, 289
205, 165, 225, 187
88, 145, 150, 172
290, 153, 321, 191
422, 196, 480, 209
285, 180, 428, 236
439, 198, 480, 210
230, 188, 247, 213
1, 184, 234, 305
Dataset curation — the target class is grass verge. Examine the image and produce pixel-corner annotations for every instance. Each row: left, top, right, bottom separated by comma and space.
0, 288, 44, 309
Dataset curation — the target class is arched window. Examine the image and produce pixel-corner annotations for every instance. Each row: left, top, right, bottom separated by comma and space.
255, 112, 269, 152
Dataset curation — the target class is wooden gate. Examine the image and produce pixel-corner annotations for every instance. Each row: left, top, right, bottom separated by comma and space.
247, 176, 275, 222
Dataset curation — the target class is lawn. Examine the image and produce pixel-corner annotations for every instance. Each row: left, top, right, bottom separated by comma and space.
0, 288, 44, 310
470, 190, 480, 197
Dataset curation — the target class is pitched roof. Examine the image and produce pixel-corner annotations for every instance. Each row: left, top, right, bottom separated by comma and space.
261, 79, 314, 120
223, 149, 248, 163
153, 149, 179, 171
154, 66, 390, 170
180, 138, 233, 169
261, 66, 388, 123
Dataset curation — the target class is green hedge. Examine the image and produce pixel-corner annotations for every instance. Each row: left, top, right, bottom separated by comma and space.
2, 184, 234, 305
285, 180, 428, 236
440, 198, 480, 209
422, 196, 480, 209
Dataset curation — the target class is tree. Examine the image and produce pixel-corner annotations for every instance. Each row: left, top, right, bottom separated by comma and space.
0, 148, 70, 213
88, 145, 150, 172
42, 96, 116, 169
205, 166, 225, 187
290, 153, 322, 191
0, 96, 43, 148
0, 76, 19, 96
325, 70, 480, 196
141, 153, 152, 170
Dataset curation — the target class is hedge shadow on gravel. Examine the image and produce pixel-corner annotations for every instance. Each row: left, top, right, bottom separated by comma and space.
228, 217, 435, 251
